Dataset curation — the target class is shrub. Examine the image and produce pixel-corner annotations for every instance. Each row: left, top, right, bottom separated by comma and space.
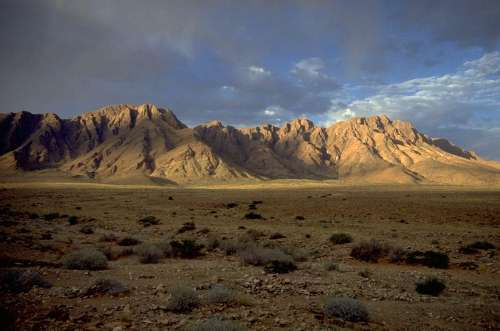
415, 277, 445, 296
350, 240, 390, 262
68, 216, 78, 225
329, 233, 353, 245
226, 203, 238, 209
85, 278, 129, 296
324, 297, 369, 322
244, 229, 265, 241
239, 246, 296, 273
295, 216, 305, 220
405, 251, 449, 269
79, 225, 94, 234
190, 318, 244, 331
117, 236, 141, 246
264, 260, 297, 273
206, 285, 237, 305
205, 235, 219, 252
243, 212, 264, 220
135, 243, 163, 264
388, 247, 408, 263
269, 232, 286, 240
220, 240, 247, 256
170, 239, 204, 258
43, 213, 60, 221
166, 286, 200, 313
358, 268, 372, 278
178, 222, 196, 233
324, 261, 339, 271
459, 241, 496, 254
99, 233, 118, 242
62, 248, 108, 270
282, 246, 309, 262
0, 270, 52, 293
138, 216, 160, 227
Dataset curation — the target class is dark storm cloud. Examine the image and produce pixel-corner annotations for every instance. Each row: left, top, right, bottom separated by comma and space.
0, 0, 499, 157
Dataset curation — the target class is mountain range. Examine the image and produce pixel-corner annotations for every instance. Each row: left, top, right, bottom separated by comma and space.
1, 103, 499, 185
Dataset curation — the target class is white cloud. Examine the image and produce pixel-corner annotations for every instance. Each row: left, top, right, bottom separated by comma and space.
263, 105, 285, 116
248, 65, 271, 79
319, 52, 500, 158
292, 57, 327, 80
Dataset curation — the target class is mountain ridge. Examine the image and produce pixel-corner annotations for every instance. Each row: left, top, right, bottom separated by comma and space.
1, 103, 499, 185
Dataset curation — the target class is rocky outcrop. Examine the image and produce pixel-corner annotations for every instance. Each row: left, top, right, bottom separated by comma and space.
1, 103, 499, 185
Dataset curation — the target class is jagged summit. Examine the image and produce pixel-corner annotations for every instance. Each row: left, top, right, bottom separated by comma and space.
1, 103, 499, 185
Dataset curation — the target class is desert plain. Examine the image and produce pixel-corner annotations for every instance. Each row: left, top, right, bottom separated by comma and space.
0, 180, 499, 330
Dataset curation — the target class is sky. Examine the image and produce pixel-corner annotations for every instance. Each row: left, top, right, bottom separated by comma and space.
1, 1, 500, 159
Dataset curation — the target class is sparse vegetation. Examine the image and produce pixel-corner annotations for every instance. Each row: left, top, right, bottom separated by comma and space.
138, 215, 160, 227
205, 235, 219, 251
206, 285, 237, 305
62, 248, 108, 270
405, 250, 449, 269
329, 233, 353, 245
459, 241, 496, 254
99, 233, 118, 242
350, 240, 391, 262
244, 212, 264, 220
79, 224, 94, 234
323, 297, 369, 322
0, 271, 52, 293
85, 278, 129, 296
67, 216, 78, 225
43, 213, 61, 221
135, 243, 163, 263
166, 286, 200, 313
416, 277, 446, 296
324, 261, 339, 271
239, 246, 297, 273
190, 317, 244, 331
178, 222, 196, 233
269, 232, 286, 240
170, 239, 204, 258
117, 236, 142, 246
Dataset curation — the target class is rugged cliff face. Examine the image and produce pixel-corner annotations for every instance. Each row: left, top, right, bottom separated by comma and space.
1, 103, 499, 185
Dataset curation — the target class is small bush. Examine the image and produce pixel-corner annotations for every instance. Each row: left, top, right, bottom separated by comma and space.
329, 233, 353, 245
239, 246, 296, 273
226, 203, 238, 209
282, 246, 309, 262
62, 248, 108, 270
68, 216, 78, 225
166, 286, 200, 313
269, 232, 286, 240
0, 271, 52, 293
79, 225, 94, 234
244, 229, 265, 241
243, 212, 264, 220
264, 260, 297, 273
178, 222, 196, 233
324, 261, 339, 271
406, 251, 449, 269
85, 278, 129, 296
138, 216, 160, 227
220, 240, 247, 256
205, 236, 219, 252
358, 268, 372, 278
190, 317, 244, 331
323, 297, 369, 322
415, 277, 445, 296
117, 236, 141, 246
99, 233, 118, 242
43, 213, 60, 221
459, 241, 496, 254
295, 215, 305, 220
350, 240, 390, 262
135, 243, 163, 264
206, 285, 237, 305
170, 239, 204, 258
389, 247, 408, 263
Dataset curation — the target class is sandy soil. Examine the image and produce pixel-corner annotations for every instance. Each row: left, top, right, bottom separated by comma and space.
0, 182, 499, 330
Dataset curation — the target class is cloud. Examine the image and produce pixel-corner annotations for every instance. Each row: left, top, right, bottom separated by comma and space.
322, 52, 500, 159
248, 65, 271, 79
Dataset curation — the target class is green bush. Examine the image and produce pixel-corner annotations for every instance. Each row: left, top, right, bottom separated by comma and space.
135, 243, 163, 264
329, 233, 353, 245
166, 286, 200, 313
323, 297, 369, 322
170, 239, 204, 258
62, 248, 108, 270
406, 251, 449, 269
350, 240, 390, 262
415, 277, 445, 296
206, 285, 237, 305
